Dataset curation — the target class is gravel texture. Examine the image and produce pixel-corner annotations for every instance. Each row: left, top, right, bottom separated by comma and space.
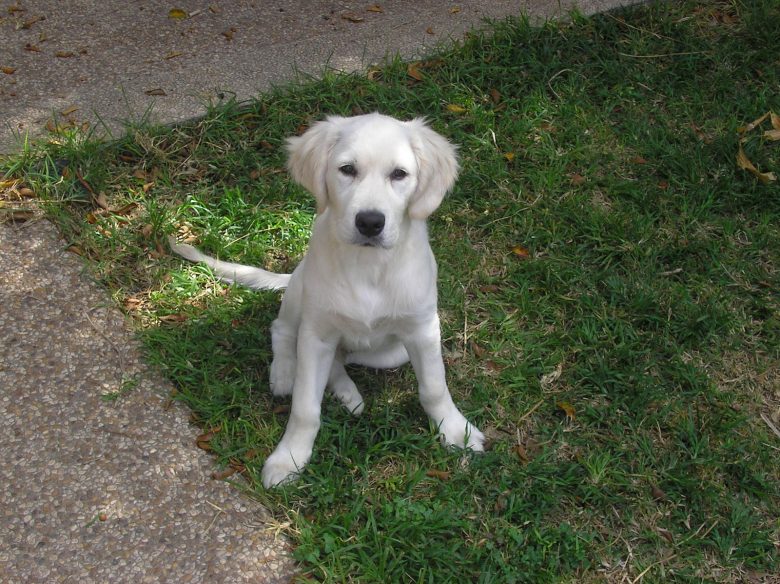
0, 219, 296, 583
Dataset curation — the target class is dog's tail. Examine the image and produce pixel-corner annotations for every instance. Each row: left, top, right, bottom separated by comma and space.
168, 237, 291, 291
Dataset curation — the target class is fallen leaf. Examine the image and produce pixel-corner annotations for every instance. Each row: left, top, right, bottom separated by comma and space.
2, 209, 35, 223
541, 363, 563, 390
61, 105, 79, 116
367, 4, 383, 13
407, 62, 424, 81
651, 485, 668, 501
512, 443, 529, 463
1, 66, 16, 75
426, 26, 434, 34
55, 51, 74, 58
132, 169, 147, 180
24, 43, 40, 52
503, 152, 515, 162
168, 8, 188, 19
18, 187, 34, 197
124, 296, 143, 311
426, 469, 451, 481
341, 12, 364, 23
479, 284, 499, 293
763, 129, 780, 141
450, 6, 461, 14
22, 15, 45, 29
737, 111, 770, 135
511, 245, 530, 259
470, 341, 486, 358
164, 51, 183, 60
273, 404, 291, 415
629, 156, 647, 165
222, 27, 237, 41
771, 112, 780, 131
145, 88, 166, 96
95, 192, 109, 210
212, 467, 238, 480
570, 173, 586, 186
141, 224, 154, 238
556, 401, 576, 420
658, 180, 669, 190
489, 88, 502, 104
737, 144, 776, 184
366, 66, 382, 81
159, 313, 188, 323
196, 426, 221, 451
142, 181, 154, 193
446, 104, 467, 114
657, 527, 674, 543
66, 244, 84, 256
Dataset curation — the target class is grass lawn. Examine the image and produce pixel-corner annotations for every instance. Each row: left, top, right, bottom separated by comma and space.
3, 0, 779, 581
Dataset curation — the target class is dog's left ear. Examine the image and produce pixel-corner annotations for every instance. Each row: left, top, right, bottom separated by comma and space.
405, 118, 459, 220
286, 117, 344, 214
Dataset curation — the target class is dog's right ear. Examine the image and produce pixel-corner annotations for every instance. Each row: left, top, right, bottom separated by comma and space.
285, 117, 344, 214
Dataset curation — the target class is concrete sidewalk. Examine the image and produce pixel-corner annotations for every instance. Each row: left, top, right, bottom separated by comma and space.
0, 1, 637, 582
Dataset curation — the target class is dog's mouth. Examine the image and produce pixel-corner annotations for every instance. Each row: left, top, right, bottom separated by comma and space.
353, 235, 388, 249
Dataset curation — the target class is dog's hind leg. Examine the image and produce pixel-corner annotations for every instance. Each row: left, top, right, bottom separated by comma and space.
328, 356, 365, 415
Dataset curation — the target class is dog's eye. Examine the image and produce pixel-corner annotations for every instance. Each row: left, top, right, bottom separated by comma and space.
339, 164, 357, 177
390, 168, 407, 181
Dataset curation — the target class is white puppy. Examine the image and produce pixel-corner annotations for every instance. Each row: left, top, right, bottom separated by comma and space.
170, 113, 484, 488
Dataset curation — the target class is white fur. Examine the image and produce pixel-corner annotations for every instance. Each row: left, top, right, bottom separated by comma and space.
170, 113, 484, 488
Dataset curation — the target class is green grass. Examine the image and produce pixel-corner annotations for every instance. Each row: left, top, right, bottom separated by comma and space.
3, 1, 779, 581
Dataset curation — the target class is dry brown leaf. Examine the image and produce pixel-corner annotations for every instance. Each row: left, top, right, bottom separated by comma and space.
94, 192, 109, 210
489, 88, 502, 104
67, 244, 84, 256
22, 15, 45, 29
426, 26, 435, 34
1, 66, 16, 75
426, 469, 451, 481
470, 341, 486, 358
19, 187, 34, 197
222, 27, 237, 40
145, 88, 166, 96
2, 209, 35, 223
165, 51, 183, 60
367, 4, 384, 13
212, 467, 238, 480
446, 104, 467, 114
450, 6, 461, 14
504, 152, 515, 162
737, 144, 776, 184
159, 313, 188, 323
629, 156, 647, 165
511, 245, 530, 259
55, 51, 74, 58
738, 111, 770, 135
570, 173, 586, 186
479, 284, 500, 293
24, 43, 41, 52
341, 12, 364, 23
407, 62, 424, 81
556, 401, 576, 420
651, 485, 668, 501
513, 443, 529, 463
541, 363, 563, 390
168, 8, 188, 19
366, 66, 382, 81
771, 111, 780, 131
112, 202, 138, 216
763, 129, 780, 141
61, 105, 79, 116
141, 224, 154, 238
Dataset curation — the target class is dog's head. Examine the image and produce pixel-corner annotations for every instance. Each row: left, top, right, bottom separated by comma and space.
285, 113, 459, 248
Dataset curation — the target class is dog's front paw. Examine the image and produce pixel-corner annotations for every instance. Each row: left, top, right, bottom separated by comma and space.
439, 416, 485, 452
269, 357, 295, 396
261, 447, 309, 488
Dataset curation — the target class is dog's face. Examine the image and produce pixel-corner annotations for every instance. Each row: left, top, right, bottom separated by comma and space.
285, 113, 459, 248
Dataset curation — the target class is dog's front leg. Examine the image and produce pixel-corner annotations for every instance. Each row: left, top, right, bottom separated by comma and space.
403, 315, 485, 451
262, 325, 337, 488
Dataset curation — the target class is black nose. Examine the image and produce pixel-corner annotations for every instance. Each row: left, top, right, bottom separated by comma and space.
355, 210, 385, 237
